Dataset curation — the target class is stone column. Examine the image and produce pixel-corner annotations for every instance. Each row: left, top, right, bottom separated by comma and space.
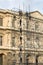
3, 54, 7, 65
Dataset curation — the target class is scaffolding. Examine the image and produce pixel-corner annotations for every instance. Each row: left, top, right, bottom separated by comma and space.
7, 9, 43, 65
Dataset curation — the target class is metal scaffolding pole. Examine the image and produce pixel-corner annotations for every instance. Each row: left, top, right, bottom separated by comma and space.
19, 10, 23, 65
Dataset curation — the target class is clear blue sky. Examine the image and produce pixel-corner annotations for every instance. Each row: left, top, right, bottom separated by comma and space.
0, 0, 43, 13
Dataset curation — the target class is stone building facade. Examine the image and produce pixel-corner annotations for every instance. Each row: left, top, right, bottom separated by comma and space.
0, 9, 43, 65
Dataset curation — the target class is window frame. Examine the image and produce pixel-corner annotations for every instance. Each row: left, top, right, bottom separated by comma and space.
0, 18, 3, 26
12, 37, 15, 47
35, 21, 39, 30
0, 36, 2, 46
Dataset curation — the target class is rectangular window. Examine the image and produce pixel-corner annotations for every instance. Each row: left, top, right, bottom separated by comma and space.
35, 22, 39, 30
12, 37, 15, 47
12, 21, 14, 27
34, 35, 40, 48
26, 37, 31, 48
0, 18, 3, 26
0, 36, 2, 46
35, 36, 39, 44
26, 33, 31, 48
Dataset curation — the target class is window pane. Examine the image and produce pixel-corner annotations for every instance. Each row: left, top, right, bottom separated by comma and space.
0, 36, 2, 46
26, 33, 31, 48
35, 22, 39, 30
0, 18, 3, 26
12, 37, 15, 47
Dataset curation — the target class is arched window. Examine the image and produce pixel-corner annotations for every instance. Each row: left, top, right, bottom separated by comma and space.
0, 54, 3, 65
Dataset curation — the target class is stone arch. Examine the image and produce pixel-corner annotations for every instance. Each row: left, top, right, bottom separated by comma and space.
0, 52, 7, 59
7, 52, 12, 65
0, 53, 8, 65
7, 52, 13, 60
7, 52, 16, 65
28, 55, 36, 63
38, 55, 43, 63
26, 54, 36, 63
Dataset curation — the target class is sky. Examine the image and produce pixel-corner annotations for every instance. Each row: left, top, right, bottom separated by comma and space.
0, 0, 43, 13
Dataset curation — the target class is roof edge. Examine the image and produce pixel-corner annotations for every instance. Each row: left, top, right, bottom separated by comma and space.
30, 10, 43, 16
